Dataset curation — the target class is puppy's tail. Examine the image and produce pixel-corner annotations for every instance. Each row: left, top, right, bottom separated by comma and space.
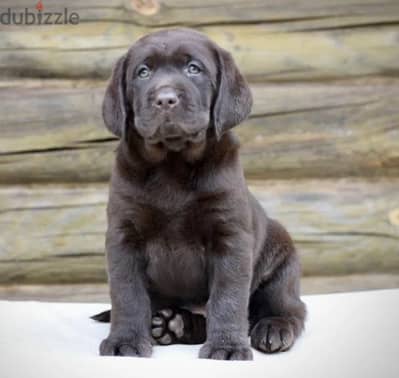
90, 309, 111, 323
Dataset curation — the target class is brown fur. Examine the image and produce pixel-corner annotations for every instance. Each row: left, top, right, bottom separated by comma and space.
94, 28, 306, 360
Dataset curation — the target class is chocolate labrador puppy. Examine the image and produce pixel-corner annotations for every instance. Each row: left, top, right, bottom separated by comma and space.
92, 28, 306, 360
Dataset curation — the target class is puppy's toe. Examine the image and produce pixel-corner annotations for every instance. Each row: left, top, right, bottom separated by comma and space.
152, 316, 164, 327
159, 309, 174, 319
151, 326, 164, 338
117, 344, 140, 357
250, 317, 295, 353
158, 333, 173, 345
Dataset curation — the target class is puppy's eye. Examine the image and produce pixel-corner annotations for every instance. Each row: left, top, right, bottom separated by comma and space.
186, 62, 201, 76
137, 65, 151, 79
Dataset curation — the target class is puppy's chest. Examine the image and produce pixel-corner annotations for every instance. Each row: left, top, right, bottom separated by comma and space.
136, 192, 210, 300
145, 235, 208, 301
133, 179, 210, 239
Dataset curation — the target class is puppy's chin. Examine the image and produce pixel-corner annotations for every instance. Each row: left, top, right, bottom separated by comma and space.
162, 138, 189, 152
158, 128, 207, 152
143, 137, 207, 163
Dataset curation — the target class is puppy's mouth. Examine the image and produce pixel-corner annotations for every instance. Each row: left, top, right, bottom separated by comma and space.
146, 128, 206, 152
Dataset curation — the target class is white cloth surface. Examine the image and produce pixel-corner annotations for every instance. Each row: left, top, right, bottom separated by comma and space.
0, 289, 398, 378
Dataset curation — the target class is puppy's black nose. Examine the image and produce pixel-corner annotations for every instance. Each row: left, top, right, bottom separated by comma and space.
154, 88, 179, 109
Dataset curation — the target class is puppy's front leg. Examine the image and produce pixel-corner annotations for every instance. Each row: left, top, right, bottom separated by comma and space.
100, 237, 152, 357
200, 232, 253, 360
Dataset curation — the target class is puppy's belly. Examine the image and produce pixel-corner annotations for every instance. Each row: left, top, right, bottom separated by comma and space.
145, 238, 208, 303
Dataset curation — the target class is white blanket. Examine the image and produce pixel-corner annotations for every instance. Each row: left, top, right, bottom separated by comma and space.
0, 289, 398, 378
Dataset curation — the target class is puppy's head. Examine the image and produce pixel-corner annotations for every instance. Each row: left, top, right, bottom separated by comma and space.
103, 28, 252, 157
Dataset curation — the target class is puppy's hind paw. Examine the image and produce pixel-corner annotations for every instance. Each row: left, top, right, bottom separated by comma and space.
151, 308, 206, 345
250, 317, 296, 353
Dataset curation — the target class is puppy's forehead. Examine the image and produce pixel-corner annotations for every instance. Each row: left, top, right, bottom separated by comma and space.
129, 30, 217, 71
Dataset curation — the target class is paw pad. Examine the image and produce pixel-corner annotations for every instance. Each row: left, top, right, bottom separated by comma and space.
151, 308, 206, 345
151, 309, 185, 345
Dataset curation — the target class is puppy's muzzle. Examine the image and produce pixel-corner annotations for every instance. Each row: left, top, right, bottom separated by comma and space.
146, 87, 206, 151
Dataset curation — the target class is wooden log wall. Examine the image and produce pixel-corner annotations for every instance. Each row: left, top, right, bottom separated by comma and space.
1, 180, 398, 283
0, 0, 398, 283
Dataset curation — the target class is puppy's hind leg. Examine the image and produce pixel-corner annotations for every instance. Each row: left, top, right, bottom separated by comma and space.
249, 220, 306, 354
151, 308, 206, 345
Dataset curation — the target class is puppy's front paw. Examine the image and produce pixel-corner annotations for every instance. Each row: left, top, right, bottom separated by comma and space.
199, 341, 253, 361
250, 317, 295, 353
99, 334, 152, 357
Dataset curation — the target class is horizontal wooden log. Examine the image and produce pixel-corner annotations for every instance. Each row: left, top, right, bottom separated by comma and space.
1, 78, 398, 182
2, 1, 399, 27
1, 2, 398, 80
0, 179, 398, 283
1, 274, 399, 300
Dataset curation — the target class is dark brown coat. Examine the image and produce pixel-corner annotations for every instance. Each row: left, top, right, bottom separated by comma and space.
93, 28, 306, 360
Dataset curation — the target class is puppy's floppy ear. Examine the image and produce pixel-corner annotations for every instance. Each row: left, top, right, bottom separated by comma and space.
102, 53, 130, 139
212, 47, 252, 140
